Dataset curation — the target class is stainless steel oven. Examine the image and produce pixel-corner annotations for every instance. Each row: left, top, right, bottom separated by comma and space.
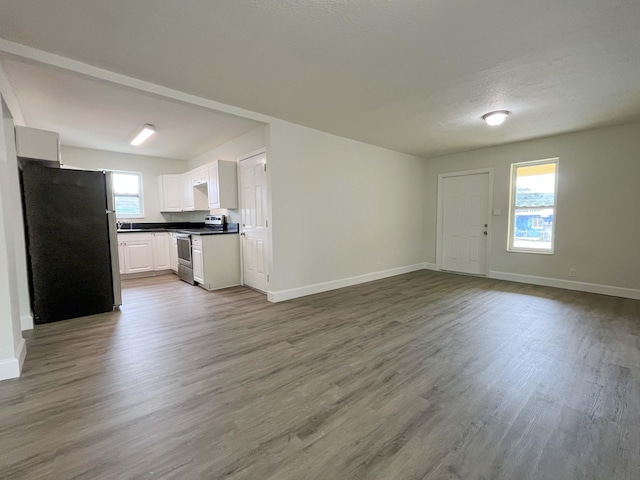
176, 233, 194, 284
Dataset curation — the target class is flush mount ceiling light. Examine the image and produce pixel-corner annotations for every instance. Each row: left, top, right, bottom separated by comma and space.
130, 124, 156, 146
482, 110, 510, 126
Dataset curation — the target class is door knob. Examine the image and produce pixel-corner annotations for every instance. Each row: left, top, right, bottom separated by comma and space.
240, 232, 245, 236
484, 231, 488, 235
484, 224, 488, 228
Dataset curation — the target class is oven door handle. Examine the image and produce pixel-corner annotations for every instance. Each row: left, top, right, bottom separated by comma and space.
176, 233, 191, 239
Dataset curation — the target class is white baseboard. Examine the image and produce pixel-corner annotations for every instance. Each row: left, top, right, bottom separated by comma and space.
16, 337, 26, 372
489, 271, 640, 300
0, 338, 26, 381
266, 264, 640, 304
267, 263, 428, 303
21, 313, 33, 331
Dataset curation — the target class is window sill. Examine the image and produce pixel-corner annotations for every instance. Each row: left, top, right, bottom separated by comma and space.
507, 248, 554, 255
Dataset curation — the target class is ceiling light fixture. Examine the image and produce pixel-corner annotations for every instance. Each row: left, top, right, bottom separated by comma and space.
482, 110, 510, 126
130, 124, 156, 146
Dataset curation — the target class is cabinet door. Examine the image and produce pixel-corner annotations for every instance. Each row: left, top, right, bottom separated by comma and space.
193, 247, 204, 283
118, 242, 125, 275
123, 241, 154, 273
159, 175, 182, 212
192, 166, 208, 185
152, 233, 171, 270
169, 234, 178, 272
182, 173, 194, 211
207, 163, 220, 208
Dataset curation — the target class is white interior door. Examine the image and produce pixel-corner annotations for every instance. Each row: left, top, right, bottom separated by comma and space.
240, 152, 269, 292
440, 172, 490, 275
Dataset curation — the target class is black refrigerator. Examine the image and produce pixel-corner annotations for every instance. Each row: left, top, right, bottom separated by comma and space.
20, 162, 122, 323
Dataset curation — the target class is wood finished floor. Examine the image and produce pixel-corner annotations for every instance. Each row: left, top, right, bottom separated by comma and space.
1, 271, 639, 480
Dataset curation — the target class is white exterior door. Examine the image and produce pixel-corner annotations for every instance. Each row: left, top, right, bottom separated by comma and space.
240, 152, 269, 292
440, 172, 490, 275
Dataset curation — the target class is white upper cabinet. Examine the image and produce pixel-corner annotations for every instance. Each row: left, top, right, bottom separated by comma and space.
15, 126, 60, 162
182, 173, 195, 211
183, 169, 209, 211
208, 160, 238, 209
158, 175, 183, 212
158, 160, 238, 212
192, 167, 208, 186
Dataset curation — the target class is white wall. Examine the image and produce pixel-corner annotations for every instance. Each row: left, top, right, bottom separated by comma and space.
267, 120, 428, 298
423, 122, 640, 294
61, 146, 188, 222
188, 126, 266, 170
187, 125, 267, 224
0, 97, 27, 380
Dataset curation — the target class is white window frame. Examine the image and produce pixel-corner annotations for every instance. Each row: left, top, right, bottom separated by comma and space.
108, 170, 144, 219
507, 158, 559, 254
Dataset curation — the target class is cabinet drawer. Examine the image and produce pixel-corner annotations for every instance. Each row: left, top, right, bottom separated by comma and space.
191, 235, 203, 247
117, 232, 152, 243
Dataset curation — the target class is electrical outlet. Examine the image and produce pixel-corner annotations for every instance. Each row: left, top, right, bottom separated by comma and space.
569, 268, 577, 277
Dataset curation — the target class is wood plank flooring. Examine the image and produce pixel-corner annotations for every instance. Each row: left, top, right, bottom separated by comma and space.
1, 271, 639, 479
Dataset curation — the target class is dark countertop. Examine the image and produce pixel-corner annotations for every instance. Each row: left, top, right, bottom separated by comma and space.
175, 228, 239, 236
117, 222, 239, 235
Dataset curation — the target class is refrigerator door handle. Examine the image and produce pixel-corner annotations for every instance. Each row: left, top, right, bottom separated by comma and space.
103, 170, 116, 212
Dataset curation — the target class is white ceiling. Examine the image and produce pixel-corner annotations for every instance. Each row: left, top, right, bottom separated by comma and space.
0, 55, 264, 160
1, 0, 639, 159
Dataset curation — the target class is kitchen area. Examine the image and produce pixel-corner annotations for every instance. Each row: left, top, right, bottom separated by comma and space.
1, 52, 269, 332
116, 159, 242, 291
15, 119, 266, 327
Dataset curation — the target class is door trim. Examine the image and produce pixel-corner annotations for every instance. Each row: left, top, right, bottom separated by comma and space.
237, 149, 269, 292
238, 148, 266, 162
436, 168, 493, 275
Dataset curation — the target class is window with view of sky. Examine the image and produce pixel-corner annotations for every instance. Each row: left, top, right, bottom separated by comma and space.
509, 159, 558, 253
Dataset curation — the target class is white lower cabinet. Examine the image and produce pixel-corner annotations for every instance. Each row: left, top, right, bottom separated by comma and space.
192, 235, 204, 283
122, 240, 154, 274
118, 232, 172, 275
152, 232, 171, 271
169, 233, 178, 273
192, 234, 240, 291
118, 242, 126, 275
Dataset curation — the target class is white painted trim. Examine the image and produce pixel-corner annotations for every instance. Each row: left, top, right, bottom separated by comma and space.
423, 262, 437, 271
0, 60, 26, 125
20, 313, 33, 331
507, 157, 559, 254
436, 168, 493, 275
0, 338, 26, 381
267, 263, 428, 302
16, 337, 26, 372
489, 271, 640, 300
237, 148, 267, 163
0, 358, 19, 381
0, 39, 272, 124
